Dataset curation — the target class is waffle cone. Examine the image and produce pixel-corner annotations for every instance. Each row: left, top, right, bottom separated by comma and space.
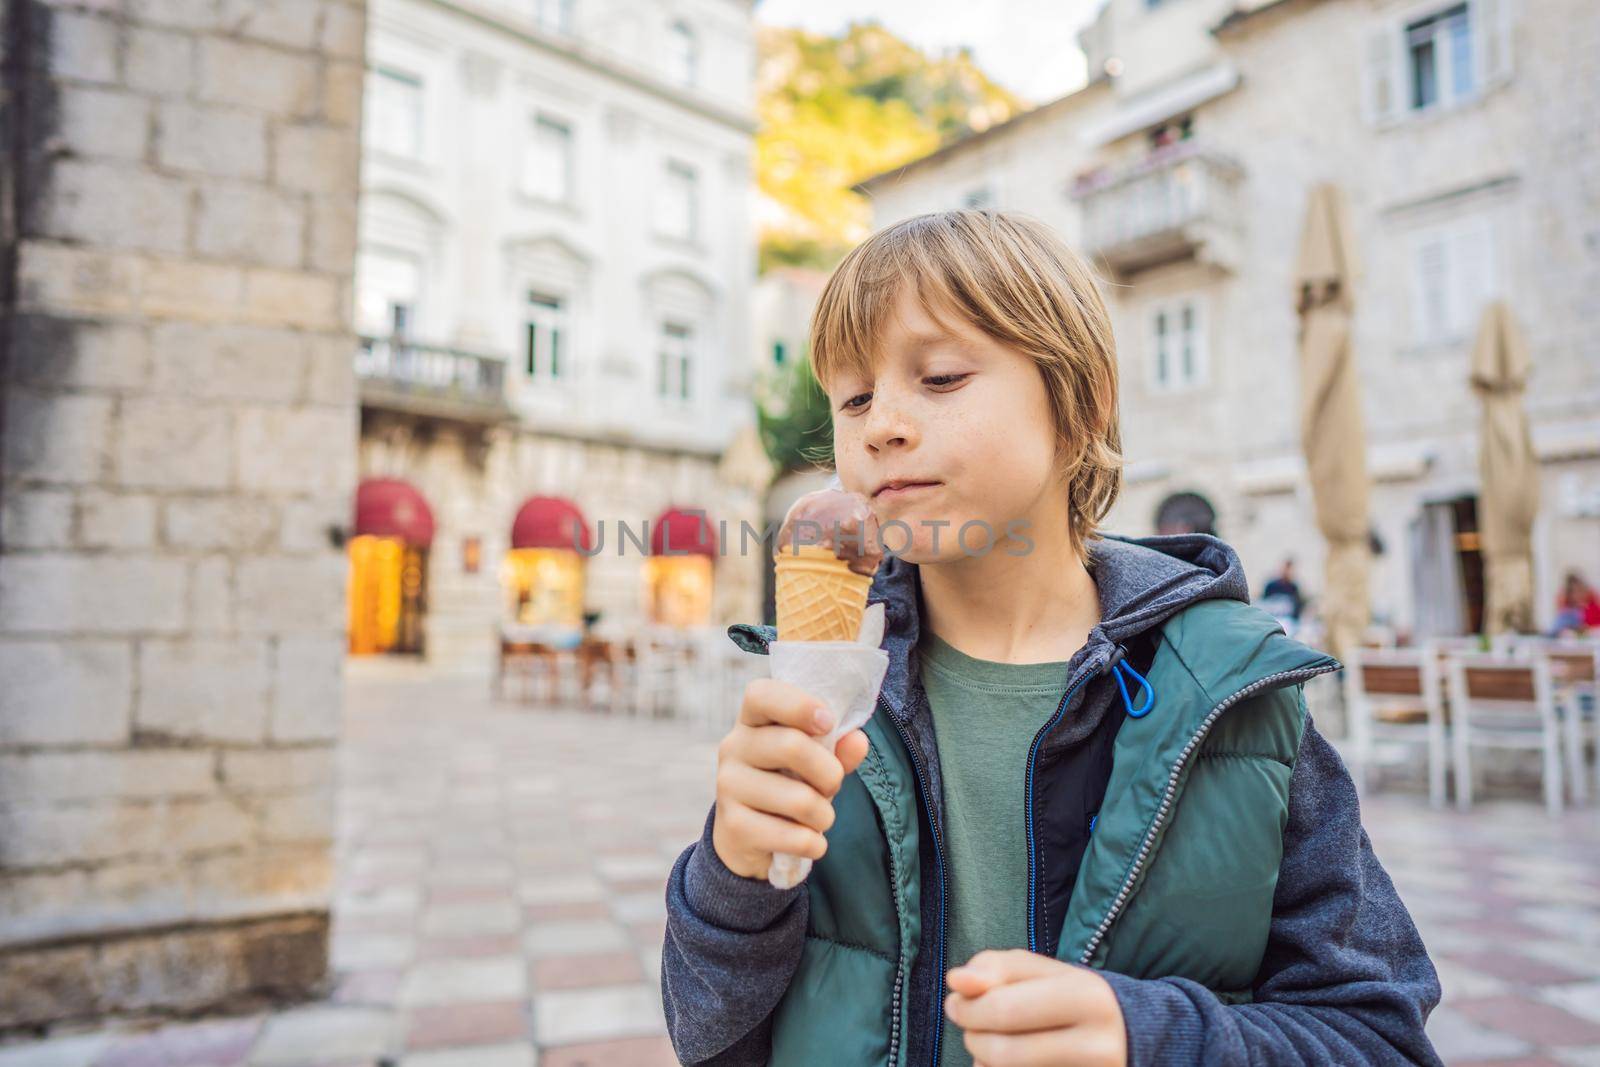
774, 544, 873, 642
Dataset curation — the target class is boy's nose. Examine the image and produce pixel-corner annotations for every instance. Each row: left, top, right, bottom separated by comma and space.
863, 400, 918, 453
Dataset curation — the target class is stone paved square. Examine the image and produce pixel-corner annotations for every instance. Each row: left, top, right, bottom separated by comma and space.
2, 662, 1596, 1065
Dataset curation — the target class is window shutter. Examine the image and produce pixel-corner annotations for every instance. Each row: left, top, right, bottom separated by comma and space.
1473, 0, 1514, 88
1187, 300, 1207, 387
1152, 308, 1169, 390
1361, 22, 1401, 125
1451, 222, 1496, 339
1412, 236, 1449, 343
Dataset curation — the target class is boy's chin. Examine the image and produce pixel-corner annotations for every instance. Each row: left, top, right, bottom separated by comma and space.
889, 543, 984, 567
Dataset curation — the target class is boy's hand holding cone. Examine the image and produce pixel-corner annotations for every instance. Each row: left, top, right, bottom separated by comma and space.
763, 489, 891, 888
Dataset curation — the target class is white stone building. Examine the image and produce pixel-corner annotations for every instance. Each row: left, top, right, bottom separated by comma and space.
752, 266, 826, 376
857, 0, 1600, 639
352, 0, 768, 666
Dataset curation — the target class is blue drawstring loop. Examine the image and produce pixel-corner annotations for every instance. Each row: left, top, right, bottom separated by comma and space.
1112, 656, 1156, 718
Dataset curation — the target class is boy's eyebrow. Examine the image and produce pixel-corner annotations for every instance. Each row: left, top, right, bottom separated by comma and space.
906, 332, 985, 360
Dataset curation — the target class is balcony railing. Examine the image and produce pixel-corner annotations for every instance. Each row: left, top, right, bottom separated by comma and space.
356, 335, 513, 423
1072, 143, 1244, 275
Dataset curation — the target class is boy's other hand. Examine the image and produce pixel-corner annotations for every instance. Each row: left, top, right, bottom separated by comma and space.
711, 677, 871, 881
944, 949, 1127, 1067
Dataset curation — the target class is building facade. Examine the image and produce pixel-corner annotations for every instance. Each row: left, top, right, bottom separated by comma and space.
858, 0, 1600, 640
353, 0, 767, 667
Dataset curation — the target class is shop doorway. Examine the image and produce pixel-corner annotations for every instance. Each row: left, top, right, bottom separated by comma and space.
645, 507, 716, 627
1409, 495, 1486, 638
504, 496, 593, 633
348, 478, 435, 655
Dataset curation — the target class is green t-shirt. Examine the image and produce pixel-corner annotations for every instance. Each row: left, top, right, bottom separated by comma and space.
918, 629, 1072, 1067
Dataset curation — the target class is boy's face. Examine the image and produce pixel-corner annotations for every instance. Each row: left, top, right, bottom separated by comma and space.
827, 287, 1064, 565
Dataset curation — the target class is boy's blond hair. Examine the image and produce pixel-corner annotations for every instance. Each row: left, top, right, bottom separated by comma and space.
808, 209, 1124, 559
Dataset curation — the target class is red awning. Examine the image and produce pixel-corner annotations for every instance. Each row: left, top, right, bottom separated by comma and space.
354, 478, 436, 547
650, 506, 716, 557
511, 496, 593, 553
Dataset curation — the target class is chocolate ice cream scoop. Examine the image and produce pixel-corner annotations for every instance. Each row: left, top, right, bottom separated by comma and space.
775, 488, 884, 577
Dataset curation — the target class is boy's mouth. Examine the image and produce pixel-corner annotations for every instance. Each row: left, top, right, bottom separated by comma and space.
873, 479, 941, 500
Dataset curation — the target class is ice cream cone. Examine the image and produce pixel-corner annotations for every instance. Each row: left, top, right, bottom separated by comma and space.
774, 544, 873, 642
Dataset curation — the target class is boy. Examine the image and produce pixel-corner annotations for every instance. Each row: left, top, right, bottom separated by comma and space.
662, 211, 1441, 1066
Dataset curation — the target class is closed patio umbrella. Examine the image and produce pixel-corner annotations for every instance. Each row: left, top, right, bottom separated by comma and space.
1295, 183, 1370, 662
1470, 301, 1539, 635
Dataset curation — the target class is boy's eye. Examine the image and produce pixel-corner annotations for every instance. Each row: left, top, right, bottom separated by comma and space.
840, 374, 970, 411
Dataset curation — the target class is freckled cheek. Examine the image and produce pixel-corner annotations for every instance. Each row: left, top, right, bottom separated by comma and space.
831, 424, 870, 494
955, 424, 1050, 519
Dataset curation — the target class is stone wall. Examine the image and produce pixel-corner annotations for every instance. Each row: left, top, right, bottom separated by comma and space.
0, 0, 365, 1030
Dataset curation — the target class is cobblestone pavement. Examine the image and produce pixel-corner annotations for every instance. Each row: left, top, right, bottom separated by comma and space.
4, 661, 1598, 1067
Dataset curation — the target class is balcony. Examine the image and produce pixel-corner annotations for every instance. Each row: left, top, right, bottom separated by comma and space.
1071, 144, 1245, 276
356, 336, 514, 425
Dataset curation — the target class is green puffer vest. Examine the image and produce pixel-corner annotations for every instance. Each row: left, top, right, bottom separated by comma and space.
740, 597, 1340, 1067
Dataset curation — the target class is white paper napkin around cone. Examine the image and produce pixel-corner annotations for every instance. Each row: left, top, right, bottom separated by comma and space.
765, 601, 890, 889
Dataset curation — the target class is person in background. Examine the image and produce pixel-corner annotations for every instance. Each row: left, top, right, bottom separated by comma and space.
1261, 557, 1304, 621
1551, 570, 1600, 636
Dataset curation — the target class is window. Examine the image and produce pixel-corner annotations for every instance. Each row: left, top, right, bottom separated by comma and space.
1406, 4, 1473, 110
355, 248, 423, 337
1410, 219, 1495, 344
525, 292, 568, 380
1148, 115, 1193, 149
657, 160, 698, 242
1148, 297, 1205, 391
534, 0, 573, 35
521, 115, 573, 203
367, 67, 424, 159
658, 322, 693, 401
666, 21, 697, 87
1363, 0, 1511, 125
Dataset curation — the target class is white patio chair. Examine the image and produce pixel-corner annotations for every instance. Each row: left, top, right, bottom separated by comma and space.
630, 626, 689, 719
1447, 651, 1563, 816
671, 626, 726, 731
1537, 639, 1599, 804
715, 639, 771, 739
1345, 647, 1448, 808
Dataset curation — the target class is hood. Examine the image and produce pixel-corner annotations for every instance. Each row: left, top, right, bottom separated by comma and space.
861, 532, 1251, 727
728, 531, 1327, 754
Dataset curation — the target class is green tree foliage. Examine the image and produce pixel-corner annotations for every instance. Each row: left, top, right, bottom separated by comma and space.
757, 22, 1025, 272
755, 349, 835, 475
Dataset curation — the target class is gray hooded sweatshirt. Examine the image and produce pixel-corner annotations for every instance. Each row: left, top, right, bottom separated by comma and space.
661, 533, 1442, 1066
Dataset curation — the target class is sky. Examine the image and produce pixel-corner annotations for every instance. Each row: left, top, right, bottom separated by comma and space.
756, 0, 1100, 105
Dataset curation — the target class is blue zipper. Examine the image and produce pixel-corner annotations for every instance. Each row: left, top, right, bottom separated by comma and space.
1022, 664, 1099, 954
885, 694, 948, 1067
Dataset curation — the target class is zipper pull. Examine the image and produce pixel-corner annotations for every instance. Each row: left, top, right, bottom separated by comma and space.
1112, 652, 1156, 718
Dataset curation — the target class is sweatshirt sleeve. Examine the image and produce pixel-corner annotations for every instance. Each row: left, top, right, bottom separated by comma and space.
1101, 718, 1444, 1066
660, 805, 810, 1065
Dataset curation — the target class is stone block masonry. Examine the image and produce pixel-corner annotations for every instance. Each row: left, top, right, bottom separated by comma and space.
0, 0, 366, 1031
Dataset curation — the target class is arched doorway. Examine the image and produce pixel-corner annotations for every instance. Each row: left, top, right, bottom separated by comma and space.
348, 478, 435, 655
644, 506, 716, 627
504, 496, 593, 633
1154, 491, 1217, 536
